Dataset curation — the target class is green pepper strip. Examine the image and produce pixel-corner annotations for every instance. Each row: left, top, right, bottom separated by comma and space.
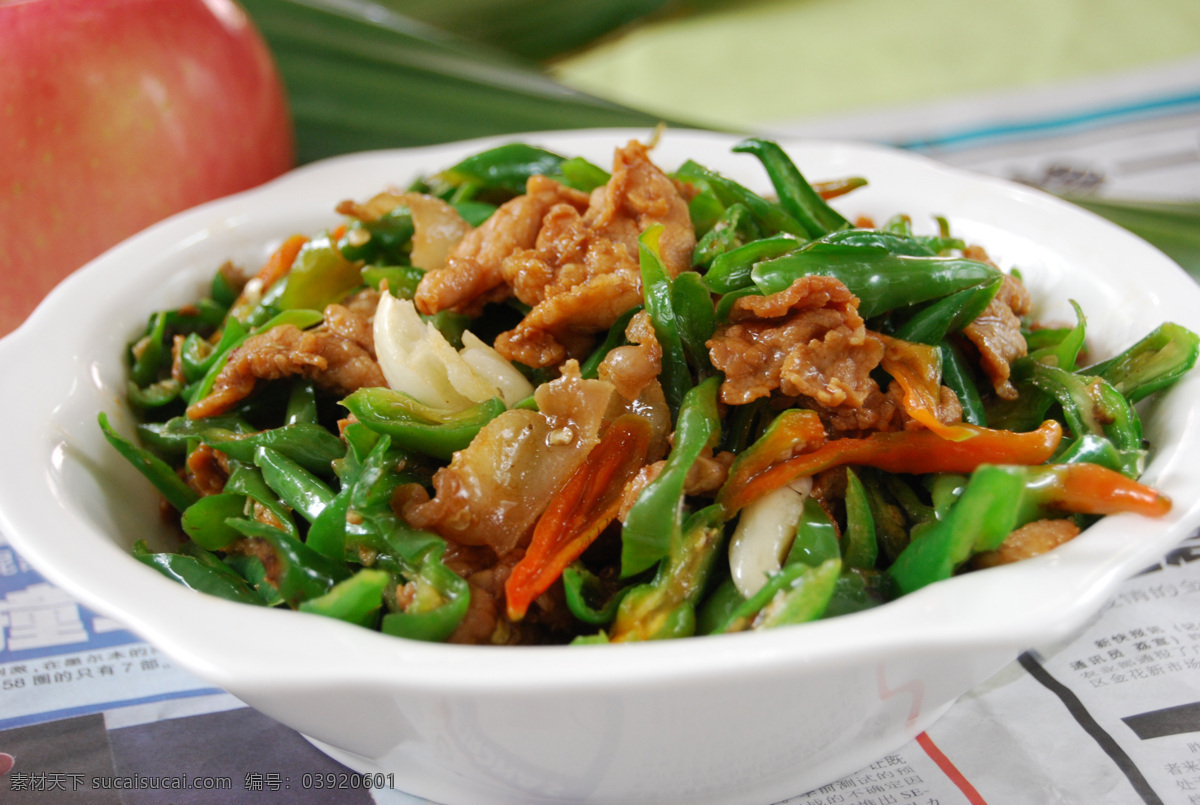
822, 570, 896, 619
928, 473, 968, 520
99, 413, 200, 513
224, 462, 298, 538
225, 518, 351, 607
298, 568, 390, 628
608, 503, 728, 642
437, 142, 566, 196
1024, 326, 1074, 353
1026, 362, 1143, 476
752, 559, 842, 630
253, 446, 335, 524
718, 420, 1063, 516
555, 156, 610, 193
210, 265, 241, 308
126, 378, 182, 410
1053, 433, 1129, 474
887, 466, 1025, 594
306, 490, 355, 563
821, 228, 962, 256
311, 428, 468, 641
284, 380, 319, 426
178, 332, 213, 383
692, 202, 753, 268
362, 265, 424, 299
163, 419, 345, 477
686, 187, 729, 241
676, 160, 809, 238
380, 545, 471, 643
181, 492, 248, 551
787, 496, 842, 568
638, 224, 692, 415
138, 414, 251, 454
939, 341, 987, 426
752, 241, 1002, 320
671, 271, 717, 379
132, 540, 266, 606
339, 207, 415, 265
702, 235, 801, 294
732, 138, 851, 237
166, 296, 230, 332
714, 286, 761, 323
332, 430, 442, 568
340, 389, 505, 461
129, 311, 169, 388
891, 277, 1002, 345
621, 376, 722, 577
857, 469, 913, 565
270, 233, 361, 312
349, 441, 421, 514
187, 309, 324, 408
842, 469, 879, 570
453, 201, 496, 227
713, 557, 842, 634
1086, 321, 1200, 403
563, 565, 629, 627
696, 576, 743, 635
222, 553, 284, 606
180, 318, 246, 385
1029, 300, 1087, 371
888, 462, 1171, 594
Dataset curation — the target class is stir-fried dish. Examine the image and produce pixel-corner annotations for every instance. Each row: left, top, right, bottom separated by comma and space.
102, 135, 1199, 645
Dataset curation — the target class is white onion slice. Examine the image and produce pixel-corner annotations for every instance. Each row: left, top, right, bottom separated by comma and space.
373, 293, 531, 410
459, 331, 534, 407
728, 477, 814, 599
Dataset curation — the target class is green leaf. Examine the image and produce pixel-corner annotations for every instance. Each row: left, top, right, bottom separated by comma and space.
241, 0, 674, 164
378, 0, 673, 62
1060, 196, 1200, 281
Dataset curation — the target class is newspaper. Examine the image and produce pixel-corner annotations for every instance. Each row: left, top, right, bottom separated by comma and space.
3, 59, 1199, 804
765, 56, 1200, 203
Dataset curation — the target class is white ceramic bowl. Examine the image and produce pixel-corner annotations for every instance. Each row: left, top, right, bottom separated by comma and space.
2, 129, 1199, 805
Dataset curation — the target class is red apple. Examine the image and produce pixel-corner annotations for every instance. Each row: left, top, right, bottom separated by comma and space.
0, 0, 294, 336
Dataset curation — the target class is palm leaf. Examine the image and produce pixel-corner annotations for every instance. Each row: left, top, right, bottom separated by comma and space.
373, 0, 674, 62
241, 0, 681, 164
1061, 196, 1200, 281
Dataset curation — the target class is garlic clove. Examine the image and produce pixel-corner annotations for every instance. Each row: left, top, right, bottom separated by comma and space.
728, 477, 814, 599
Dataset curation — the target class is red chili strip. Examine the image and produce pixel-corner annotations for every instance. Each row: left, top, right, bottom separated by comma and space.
505, 415, 653, 621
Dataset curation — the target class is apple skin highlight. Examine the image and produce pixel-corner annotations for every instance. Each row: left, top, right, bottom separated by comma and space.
0, 0, 294, 336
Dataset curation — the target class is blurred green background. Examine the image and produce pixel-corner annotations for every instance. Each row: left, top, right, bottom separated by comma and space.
238, 0, 1200, 273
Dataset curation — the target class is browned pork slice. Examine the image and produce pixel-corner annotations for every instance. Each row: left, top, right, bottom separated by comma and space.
962, 262, 1033, 401
414, 139, 695, 368
414, 176, 590, 316
708, 275, 884, 409
397, 363, 615, 557
187, 309, 386, 419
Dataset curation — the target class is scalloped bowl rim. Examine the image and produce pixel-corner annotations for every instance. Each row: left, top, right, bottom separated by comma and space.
1, 128, 1199, 700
